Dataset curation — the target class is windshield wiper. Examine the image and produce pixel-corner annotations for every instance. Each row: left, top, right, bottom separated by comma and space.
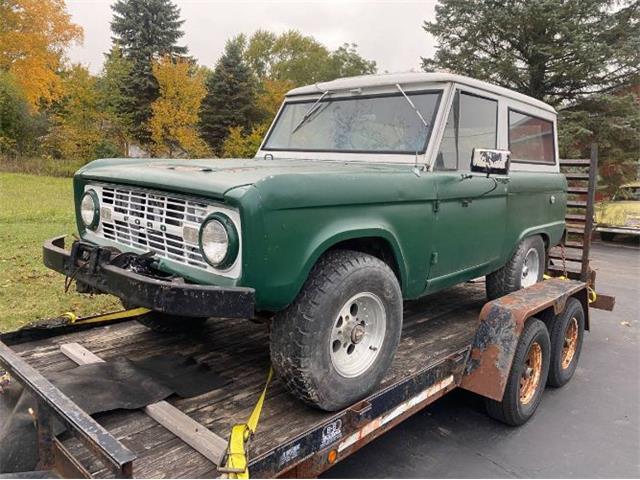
395, 83, 429, 128
291, 90, 331, 134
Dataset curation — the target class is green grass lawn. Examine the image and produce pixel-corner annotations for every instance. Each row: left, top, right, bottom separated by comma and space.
0, 172, 119, 332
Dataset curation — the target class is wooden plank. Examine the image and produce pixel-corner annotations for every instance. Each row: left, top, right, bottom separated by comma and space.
549, 247, 584, 262
560, 159, 590, 166
564, 172, 590, 180
568, 186, 589, 194
565, 213, 586, 222
59, 343, 228, 467
567, 200, 587, 208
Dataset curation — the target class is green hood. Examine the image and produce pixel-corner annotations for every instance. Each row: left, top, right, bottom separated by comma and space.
75, 157, 423, 204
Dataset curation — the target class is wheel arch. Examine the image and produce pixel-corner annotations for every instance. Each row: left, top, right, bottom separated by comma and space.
301, 228, 408, 294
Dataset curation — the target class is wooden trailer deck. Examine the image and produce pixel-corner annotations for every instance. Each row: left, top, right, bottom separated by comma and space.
9, 283, 486, 478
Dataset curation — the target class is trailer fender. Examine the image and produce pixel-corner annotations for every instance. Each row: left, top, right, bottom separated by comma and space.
460, 278, 588, 401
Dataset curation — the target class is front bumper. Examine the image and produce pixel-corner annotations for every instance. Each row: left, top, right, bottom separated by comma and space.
43, 236, 255, 318
595, 225, 640, 236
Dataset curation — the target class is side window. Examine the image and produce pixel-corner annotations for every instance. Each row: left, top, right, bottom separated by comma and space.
509, 110, 555, 164
435, 91, 498, 170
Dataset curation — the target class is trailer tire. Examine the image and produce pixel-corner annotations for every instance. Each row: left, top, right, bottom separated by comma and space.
121, 301, 208, 333
547, 298, 585, 387
270, 249, 403, 411
486, 235, 545, 300
485, 318, 550, 426
600, 232, 615, 242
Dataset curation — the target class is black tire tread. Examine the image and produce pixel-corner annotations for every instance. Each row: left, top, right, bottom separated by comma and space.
486, 235, 545, 300
485, 318, 550, 426
547, 297, 585, 387
270, 249, 399, 409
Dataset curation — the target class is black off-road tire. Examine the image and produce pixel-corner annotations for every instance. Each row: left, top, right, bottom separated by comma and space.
121, 300, 208, 333
270, 249, 403, 411
486, 235, 546, 300
485, 318, 551, 426
600, 232, 615, 242
547, 298, 585, 388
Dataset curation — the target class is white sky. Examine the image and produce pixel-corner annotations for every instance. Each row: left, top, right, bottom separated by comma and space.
66, 0, 438, 75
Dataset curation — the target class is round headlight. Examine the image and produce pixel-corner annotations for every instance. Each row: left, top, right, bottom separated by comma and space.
199, 214, 238, 268
80, 190, 99, 229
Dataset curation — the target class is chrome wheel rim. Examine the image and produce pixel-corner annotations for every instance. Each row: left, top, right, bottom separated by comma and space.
330, 292, 387, 378
521, 248, 540, 288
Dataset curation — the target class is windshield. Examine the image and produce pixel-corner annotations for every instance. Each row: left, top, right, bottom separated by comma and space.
613, 186, 640, 201
263, 91, 442, 154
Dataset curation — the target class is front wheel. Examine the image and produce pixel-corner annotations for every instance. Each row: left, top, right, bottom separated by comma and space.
270, 250, 403, 411
486, 235, 545, 300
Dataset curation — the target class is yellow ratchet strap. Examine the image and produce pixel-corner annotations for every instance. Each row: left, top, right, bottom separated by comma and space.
220, 368, 274, 478
61, 307, 151, 325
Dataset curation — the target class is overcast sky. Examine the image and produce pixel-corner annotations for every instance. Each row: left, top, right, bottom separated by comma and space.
66, 0, 438, 75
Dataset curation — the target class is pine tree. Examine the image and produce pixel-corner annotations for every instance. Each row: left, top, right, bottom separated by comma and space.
110, 0, 188, 145
422, 0, 639, 107
199, 35, 256, 155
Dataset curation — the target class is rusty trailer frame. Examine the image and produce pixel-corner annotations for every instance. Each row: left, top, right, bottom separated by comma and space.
0, 278, 591, 478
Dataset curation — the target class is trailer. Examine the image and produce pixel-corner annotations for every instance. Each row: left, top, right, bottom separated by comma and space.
0, 150, 615, 478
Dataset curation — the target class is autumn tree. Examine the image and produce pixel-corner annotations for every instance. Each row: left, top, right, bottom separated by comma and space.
246, 30, 376, 86
43, 65, 121, 161
221, 124, 268, 158
0, 0, 83, 108
149, 57, 210, 157
110, 0, 188, 144
199, 35, 257, 154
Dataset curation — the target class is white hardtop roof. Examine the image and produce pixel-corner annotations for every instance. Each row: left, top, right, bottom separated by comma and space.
286, 72, 556, 114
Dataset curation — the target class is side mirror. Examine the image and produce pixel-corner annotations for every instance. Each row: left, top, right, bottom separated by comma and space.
471, 148, 511, 175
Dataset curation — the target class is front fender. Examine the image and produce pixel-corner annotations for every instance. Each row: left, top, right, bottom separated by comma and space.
300, 226, 408, 293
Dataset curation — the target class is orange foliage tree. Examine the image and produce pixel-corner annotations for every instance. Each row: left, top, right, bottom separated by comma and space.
149, 57, 210, 157
0, 0, 83, 108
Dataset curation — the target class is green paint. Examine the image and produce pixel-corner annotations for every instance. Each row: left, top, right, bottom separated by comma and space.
72, 156, 566, 312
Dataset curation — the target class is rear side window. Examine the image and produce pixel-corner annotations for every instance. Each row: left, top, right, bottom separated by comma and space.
435, 91, 497, 170
509, 110, 555, 164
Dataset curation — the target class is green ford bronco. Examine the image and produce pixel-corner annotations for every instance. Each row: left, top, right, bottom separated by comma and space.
44, 73, 567, 411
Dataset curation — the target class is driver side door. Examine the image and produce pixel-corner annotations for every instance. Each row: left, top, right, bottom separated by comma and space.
426, 89, 509, 293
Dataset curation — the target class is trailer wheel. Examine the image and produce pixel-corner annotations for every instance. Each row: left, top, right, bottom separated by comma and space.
121, 301, 207, 333
547, 298, 585, 387
600, 232, 615, 242
486, 235, 545, 300
485, 319, 550, 426
270, 250, 402, 411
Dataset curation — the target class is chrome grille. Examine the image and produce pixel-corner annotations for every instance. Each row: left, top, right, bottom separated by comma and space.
96, 185, 212, 270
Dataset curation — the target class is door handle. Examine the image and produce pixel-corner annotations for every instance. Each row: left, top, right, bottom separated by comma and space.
461, 199, 471, 207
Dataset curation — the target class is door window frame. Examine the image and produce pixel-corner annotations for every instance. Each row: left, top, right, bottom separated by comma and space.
428, 84, 503, 172
507, 108, 557, 165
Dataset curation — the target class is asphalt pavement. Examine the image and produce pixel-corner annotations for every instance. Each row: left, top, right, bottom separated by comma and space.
324, 237, 640, 478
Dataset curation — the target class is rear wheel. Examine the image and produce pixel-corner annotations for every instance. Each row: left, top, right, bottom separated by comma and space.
121, 300, 208, 333
486, 235, 545, 300
485, 319, 550, 426
547, 298, 585, 387
270, 250, 403, 411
